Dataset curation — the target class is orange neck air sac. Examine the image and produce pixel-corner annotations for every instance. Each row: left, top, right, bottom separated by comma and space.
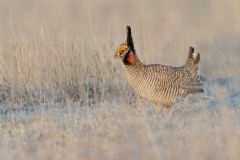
127, 52, 137, 65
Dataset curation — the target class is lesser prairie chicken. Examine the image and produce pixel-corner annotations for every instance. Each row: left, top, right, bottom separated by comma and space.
114, 26, 204, 108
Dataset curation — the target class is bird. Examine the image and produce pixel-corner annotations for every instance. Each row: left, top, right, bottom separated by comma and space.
114, 26, 204, 108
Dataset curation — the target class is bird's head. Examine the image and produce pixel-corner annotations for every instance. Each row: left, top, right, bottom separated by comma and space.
114, 42, 130, 59
114, 26, 137, 65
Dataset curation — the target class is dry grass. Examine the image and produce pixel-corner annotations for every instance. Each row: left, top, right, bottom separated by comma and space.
0, 0, 240, 159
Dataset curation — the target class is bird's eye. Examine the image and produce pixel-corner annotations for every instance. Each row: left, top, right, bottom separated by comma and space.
117, 45, 129, 55
120, 49, 125, 53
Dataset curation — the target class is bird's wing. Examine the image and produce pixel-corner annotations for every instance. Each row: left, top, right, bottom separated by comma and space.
144, 64, 189, 87
145, 64, 204, 93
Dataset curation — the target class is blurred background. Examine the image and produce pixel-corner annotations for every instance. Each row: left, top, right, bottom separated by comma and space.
0, 0, 239, 93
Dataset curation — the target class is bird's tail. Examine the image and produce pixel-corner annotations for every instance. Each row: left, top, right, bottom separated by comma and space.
186, 47, 200, 67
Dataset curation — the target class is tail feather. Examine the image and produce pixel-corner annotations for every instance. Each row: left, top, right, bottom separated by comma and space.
182, 79, 204, 94
186, 47, 200, 66
185, 47, 201, 80
186, 88, 204, 94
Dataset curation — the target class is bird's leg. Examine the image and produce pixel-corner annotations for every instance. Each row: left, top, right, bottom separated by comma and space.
164, 106, 173, 116
135, 95, 145, 114
155, 104, 164, 114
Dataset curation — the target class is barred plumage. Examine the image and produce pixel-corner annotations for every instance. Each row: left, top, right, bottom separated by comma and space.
114, 26, 204, 107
